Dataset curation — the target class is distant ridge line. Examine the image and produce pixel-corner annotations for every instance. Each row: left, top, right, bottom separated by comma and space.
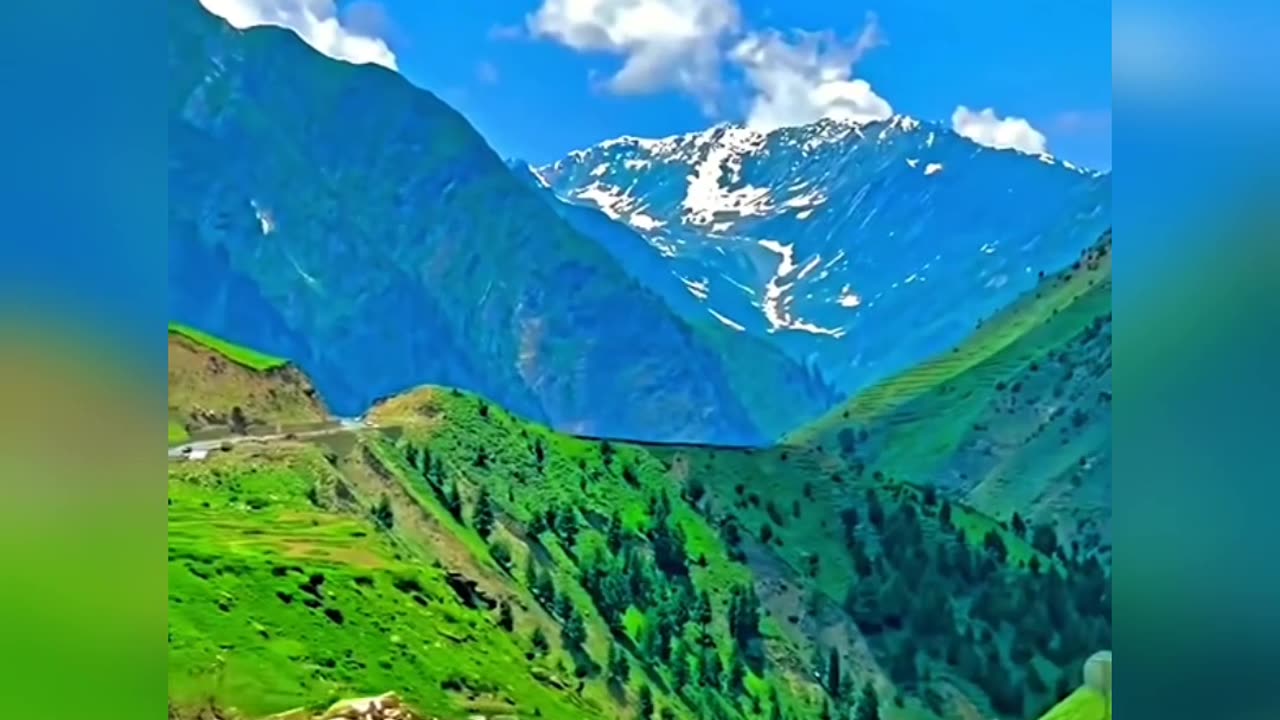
566, 433, 761, 451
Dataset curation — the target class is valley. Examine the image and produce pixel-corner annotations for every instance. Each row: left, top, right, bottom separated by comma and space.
167, 5, 1111, 720
168, 292, 1109, 720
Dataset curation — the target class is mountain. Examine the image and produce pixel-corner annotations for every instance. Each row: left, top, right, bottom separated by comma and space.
168, 1, 832, 445
790, 231, 1112, 546
168, 322, 327, 443
537, 118, 1111, 395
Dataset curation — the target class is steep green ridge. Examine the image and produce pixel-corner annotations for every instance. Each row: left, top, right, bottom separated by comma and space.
170, 322, 288, 372
789, 232, 1112, 544
168, 0, 832, 445
169, 324, 328, 441
170, 381, 1110, 720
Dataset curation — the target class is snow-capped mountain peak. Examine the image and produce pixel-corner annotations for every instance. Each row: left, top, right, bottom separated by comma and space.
536, 116, 1110, 394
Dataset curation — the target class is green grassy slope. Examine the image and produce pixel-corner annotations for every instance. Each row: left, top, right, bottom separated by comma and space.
171, 380, 1110, 720
1036, 686, 1110, 720
170, 393, 831, 720
789, 232, 1112, 545
170, 322, 288, 371
168, 324, 329, 442
169, 444, 614, 720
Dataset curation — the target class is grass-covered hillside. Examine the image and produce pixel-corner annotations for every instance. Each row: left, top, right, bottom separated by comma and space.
789, 232, 1112, 548
1036, 686, 1110, 720
168, 323, 328, 444
170, 379, 1109, 720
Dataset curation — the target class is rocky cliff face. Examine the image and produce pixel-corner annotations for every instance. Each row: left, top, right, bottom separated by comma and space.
168, 1, 832, 443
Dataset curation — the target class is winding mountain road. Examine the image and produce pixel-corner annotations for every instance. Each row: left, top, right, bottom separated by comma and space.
168, 418, 370, 459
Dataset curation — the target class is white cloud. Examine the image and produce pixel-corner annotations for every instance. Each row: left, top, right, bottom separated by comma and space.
730, 14, 892, 131
950, 105, 1048, 155
199, 0, 398, 70
476, 60, 500, 85
526, 0, 740, 102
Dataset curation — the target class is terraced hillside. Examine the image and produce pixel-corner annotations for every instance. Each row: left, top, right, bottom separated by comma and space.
170, 381, 1109, 720
789, 231, 1112, 546
168, 323, 328, 444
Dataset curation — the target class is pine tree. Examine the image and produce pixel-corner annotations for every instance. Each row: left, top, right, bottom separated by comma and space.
695, 591, 713, 626
371, 494, 394, 529
840, 507, 860, 547
827, 648, 842, 698
489, 539, 512, 572
524, 552, 539, 590
1032, 523, 1059, 556
562, 608, 586, 651
608, 643, 629, 683
701, 646, 724, 688
554, 590, 574, 620
983, 530, 1008, 563
556, 509, 580, 548
606, 511, 626, 553
638, 684, 655, 719
444, 479, 463, 521
866, 489, 885, 531
727, 652, 746, 691
534, 570, 557, 609
1011, 511, 1028, 538
472, 488, 495, 538
530, 625, 549, 654
854, 682, 880, 720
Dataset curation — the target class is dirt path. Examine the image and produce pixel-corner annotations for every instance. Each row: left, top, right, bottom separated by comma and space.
167, 418, 369, 458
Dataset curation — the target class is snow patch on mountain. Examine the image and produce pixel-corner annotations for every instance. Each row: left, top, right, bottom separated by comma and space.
838, 285, 862, 308
721, 273, 757, 296
758, 239, 846, 337
708, 308, 746, 331
250, 199, 275, 235
797, 255, 823, 280
782, 190, 827, 209
678, 274, 710, 300
683, 127, 773, 225
651, 237, 680, 258
631, 212, 666, 231
573, 182, 634, 219
758, 239, 796, 275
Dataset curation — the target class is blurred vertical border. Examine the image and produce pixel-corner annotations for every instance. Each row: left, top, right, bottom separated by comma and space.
0, 1, 165, 718
1114, 0, 1280, 718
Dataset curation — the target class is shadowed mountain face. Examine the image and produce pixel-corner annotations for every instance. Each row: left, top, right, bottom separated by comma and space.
538, 119, 1110, 396
167, 2, 834, 444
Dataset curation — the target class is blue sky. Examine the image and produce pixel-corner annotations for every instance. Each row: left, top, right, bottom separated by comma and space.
204, 0, 1111, 170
